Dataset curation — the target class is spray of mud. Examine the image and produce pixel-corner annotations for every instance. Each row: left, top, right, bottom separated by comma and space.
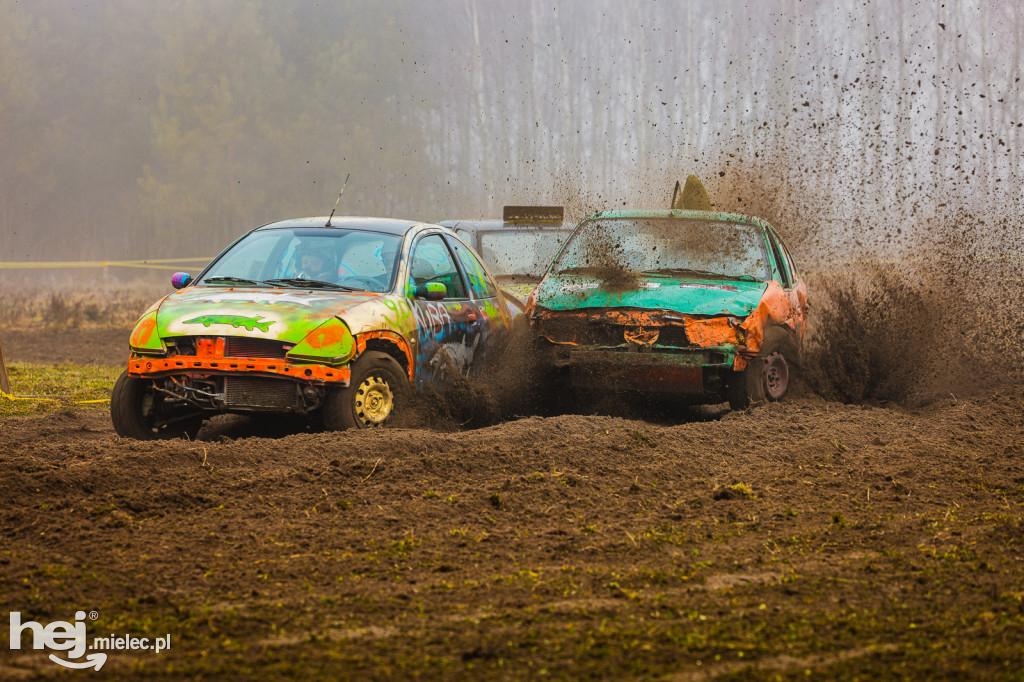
714, 164, 1024, 405
402, 320, 543, 430
801, 268, 937, 404
802, 256, 1024, 405
575, 230, 641, 292
493, 166, 1024, 411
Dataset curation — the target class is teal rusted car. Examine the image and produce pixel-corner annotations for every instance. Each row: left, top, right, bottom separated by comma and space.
527, 208, 809, 411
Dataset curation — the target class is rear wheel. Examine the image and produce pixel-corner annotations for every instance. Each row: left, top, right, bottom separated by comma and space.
322, 352, 409, 430
110, 371, 204, 440
727, 330, 794, 411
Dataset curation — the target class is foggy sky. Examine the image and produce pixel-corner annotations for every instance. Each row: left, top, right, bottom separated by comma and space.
0, 0, 1019, 272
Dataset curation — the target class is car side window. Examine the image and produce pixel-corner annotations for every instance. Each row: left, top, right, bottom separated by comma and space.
410, 234, 468, 299
777, 235, 799, 283
447, 236, 498, 299
763, 230, 792, 288
456, 228, 474, 247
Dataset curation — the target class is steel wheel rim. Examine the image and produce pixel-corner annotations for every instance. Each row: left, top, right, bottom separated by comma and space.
762, 352, 789, 401
354, 375, 394, 426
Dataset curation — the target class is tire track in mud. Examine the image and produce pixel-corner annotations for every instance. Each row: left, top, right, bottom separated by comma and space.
667, 643, 902, 682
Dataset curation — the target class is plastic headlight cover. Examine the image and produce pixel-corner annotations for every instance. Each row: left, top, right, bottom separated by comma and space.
286, 317, 355, 365
129, 310, 167, 354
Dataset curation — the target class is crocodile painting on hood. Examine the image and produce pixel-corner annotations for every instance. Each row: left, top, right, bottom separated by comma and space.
182, 315, 274, 332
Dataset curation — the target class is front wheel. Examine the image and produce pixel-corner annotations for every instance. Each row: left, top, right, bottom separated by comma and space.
110, 371, 204, 440
322, 352, 410, 430
726, 330, 794, 411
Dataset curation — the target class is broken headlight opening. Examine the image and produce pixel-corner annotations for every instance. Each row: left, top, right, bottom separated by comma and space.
164, 338, 197, 356
152, 375, 326, 414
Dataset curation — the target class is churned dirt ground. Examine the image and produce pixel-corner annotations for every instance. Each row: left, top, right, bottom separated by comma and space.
1, 329, 1023, 680
1, 328, 134, 366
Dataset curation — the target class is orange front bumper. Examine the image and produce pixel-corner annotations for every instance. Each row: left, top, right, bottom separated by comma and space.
128, 355, 351, 383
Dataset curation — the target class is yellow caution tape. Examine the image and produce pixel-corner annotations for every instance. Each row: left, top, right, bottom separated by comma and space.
1, 390, 110, 404
0, 257, 211, 270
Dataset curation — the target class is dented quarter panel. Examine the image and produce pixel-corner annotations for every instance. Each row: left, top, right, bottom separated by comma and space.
735, 280, 809, 369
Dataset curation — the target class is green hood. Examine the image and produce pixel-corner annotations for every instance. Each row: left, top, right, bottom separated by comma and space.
154, 286, 380, 343
535, 273, 767, 317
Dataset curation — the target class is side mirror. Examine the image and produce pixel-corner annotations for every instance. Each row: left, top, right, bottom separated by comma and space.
171, 272, 193, 289
414, 282, 446, 301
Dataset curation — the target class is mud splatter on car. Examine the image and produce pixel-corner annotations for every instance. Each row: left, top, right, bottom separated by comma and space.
528, 205, 808, 411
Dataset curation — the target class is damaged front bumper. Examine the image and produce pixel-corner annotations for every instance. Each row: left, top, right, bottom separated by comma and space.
532, 308, 752, 401
539, 343, 738, 399
127, 335, 352, 414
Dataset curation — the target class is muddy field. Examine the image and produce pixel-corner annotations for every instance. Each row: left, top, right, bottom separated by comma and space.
2, 329, 1024, 679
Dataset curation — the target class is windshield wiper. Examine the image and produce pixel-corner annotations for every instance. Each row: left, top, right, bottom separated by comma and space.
554, 266, 619, 276
264, 277, 359, 291
202, 276, 268, 286
641, 267, 762, 282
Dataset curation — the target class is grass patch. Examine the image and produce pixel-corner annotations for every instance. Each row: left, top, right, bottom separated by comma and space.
0, 362, 119, 416
0, 283, 162, 329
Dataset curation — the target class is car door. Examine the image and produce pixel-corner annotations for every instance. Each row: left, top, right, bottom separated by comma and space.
764, 227, 809, 339
407, 232, 480, 386
445, 234, 511, 371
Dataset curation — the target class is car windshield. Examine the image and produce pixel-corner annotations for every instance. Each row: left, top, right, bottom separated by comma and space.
199, 227, 403, 293
476, 231, 570, 278
552, 217, 771, 281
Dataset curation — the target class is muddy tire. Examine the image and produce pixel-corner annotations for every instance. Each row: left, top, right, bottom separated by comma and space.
727, 328, 796, 411
322, 352, 409, 430
110, 370, 203, 440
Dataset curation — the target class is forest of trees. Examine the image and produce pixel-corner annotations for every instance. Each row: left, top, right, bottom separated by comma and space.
0, 0, 1020, 269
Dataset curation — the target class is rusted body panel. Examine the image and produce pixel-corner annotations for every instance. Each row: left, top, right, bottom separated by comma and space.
735, 280, 808, 370
534, 280, 806, 373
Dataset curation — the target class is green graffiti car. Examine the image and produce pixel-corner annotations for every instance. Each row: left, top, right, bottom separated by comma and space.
112, 217, 521, 439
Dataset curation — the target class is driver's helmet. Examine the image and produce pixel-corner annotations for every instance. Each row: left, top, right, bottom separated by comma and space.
294, 242, 336, 281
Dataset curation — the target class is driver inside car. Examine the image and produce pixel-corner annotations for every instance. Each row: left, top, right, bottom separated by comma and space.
294, 245, 337, 282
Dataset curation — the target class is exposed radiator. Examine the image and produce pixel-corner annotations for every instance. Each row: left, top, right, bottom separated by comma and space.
224, 376, 300, 410
224, 337, 289, 358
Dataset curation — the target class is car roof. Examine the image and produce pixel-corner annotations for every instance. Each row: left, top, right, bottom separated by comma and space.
584, 208, 768, 227
439, 219, 572, 233
255, 216, 431, 236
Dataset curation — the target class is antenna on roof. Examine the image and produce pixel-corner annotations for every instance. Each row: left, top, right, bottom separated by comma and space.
325, 173, 351, 227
